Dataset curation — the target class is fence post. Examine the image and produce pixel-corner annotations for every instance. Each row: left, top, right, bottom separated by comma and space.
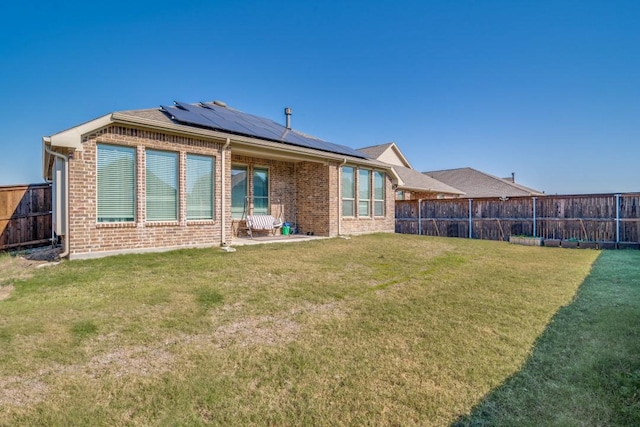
468, 199, 473, 239
532, 197, 537, 237
616, 193, 621, 243
417, 199, 422, 236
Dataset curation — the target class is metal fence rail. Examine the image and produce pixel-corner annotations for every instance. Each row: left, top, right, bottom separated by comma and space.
395, 193, 640, 247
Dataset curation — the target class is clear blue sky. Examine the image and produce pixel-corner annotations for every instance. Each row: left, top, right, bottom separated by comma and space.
1, 0, 638, 194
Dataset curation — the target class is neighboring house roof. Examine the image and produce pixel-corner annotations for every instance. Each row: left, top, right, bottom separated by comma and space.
423, 167, 544, 198
394, 166, 465, 195
358, 142, 412, 168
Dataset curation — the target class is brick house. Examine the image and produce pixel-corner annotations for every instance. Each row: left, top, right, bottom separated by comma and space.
42, 101, 398, 259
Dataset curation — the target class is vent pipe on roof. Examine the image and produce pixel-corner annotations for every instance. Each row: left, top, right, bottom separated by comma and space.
511, 172, 515, 183
285, 107, 292, 129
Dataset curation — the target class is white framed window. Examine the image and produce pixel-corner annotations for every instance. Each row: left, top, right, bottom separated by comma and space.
342, 166, 355, 217
374, 171, 385, 216
187, 154, 214, 220
146, 149, 178, 221
253, 166, 269, 215
358, 169, 371, 217
231, 164, 248, 219
97, 144, 136, 223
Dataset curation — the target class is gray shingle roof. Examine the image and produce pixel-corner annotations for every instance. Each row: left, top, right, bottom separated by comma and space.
424, 167, 544, 198
357, 143, 395, 159
121, 103, 366, 159
394, 166, 465, 195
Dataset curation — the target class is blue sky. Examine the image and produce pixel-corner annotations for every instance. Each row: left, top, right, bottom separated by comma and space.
1, 0, 638, 194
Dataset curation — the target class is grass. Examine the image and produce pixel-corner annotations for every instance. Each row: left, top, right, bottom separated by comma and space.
454, 249, 640, 426
0, 233, 630, 425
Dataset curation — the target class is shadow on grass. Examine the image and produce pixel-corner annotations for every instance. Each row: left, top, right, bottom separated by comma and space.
453, 250, 640, 427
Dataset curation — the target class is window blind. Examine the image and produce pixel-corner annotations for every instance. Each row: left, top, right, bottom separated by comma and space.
187, 154, 214, 220
146, 150, 178, 221
97, 144, 135, 222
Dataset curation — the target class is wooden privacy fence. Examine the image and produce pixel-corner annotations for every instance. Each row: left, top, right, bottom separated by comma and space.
0, 184, 52, 251
395, 193, 640, 246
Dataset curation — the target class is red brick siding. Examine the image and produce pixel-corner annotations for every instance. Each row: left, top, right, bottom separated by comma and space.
67, 125, 229, 259
65, 125, 396, 258
339, 166, 395, 235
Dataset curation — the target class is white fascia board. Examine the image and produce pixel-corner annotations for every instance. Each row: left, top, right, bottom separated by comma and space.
399, 184, 466, 195
47, 114, 114, 151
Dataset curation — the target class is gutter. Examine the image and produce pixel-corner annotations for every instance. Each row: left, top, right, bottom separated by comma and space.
43, 141, 70, 258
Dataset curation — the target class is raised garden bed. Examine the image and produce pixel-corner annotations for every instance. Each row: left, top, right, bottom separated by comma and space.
597, 241, 617, 250
509, 236, 543, 246
543, 239, 561, 247
561, 240, 579, 249
578, 241, 598, 249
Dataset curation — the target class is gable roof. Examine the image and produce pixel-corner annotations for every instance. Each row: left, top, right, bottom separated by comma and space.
423, 167, 544, 198
358, 142, 412, 168
43, 102, 400, 181
394, 166, 465, 195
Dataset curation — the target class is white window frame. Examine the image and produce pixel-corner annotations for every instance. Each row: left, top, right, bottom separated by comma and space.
186, 154, 215, 220
96, 143, 136, 223
342, 166, 356, 217
358, 169, 371, 217
146, 149, 179, 222
252, 166, 270, 215
374, 171, 385, 217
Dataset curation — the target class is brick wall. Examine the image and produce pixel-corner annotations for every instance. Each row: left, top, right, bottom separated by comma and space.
340, 167, 395, 235
295, 161, 335, 236
67, 125, 229, 259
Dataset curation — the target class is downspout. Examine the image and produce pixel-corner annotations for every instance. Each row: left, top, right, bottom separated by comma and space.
43, 143, 70, 258
220, 138, 231, 246
338, 158, 347, 236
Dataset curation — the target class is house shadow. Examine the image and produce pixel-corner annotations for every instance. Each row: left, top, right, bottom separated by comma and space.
451, 251, 640, 426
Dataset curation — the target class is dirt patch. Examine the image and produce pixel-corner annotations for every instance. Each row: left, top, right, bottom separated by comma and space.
0, 285, 15, 301
0, 344, 175, 407
0, 376, 49, 407
0, 247, 61, 285
213, 301, 345, 348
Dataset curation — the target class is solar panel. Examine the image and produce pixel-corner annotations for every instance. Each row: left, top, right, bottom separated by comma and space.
161, 101, 366, 159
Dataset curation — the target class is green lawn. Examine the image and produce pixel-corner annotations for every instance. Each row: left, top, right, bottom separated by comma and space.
454, 249, 640, 426
0, 234, 632, 426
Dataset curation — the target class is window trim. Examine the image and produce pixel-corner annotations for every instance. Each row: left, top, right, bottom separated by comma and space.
252, 165, 270, 215
358, 169, 371, 217
373, 170, 385, 217
186, 153, 215, 221
96, 143, 136, 224
231, 163, 249, 219
342, 166, 356, 217
145, 149, 179, 222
